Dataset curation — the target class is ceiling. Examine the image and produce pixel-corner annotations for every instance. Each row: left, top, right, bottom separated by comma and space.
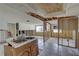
47, 20, 58, 26
36, 3, 63, 13
0, 3, 43, 24
0, 3, 79, 25
27, 3, 64, 14
1, 3, 79, 16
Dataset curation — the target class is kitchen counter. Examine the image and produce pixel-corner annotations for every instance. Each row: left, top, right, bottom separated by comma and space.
5, 36, 37, 48
8, 38, 36, 48
4, 37, 39, 56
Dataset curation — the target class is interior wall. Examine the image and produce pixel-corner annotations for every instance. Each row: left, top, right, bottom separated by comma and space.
19, 23, 35, 30
0, 4, 42, 42
52, 31, 72, 39
8, 23, 16, 37
35, 32, 43, 36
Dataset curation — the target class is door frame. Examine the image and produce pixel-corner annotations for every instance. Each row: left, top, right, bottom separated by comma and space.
57, 16, 78, 48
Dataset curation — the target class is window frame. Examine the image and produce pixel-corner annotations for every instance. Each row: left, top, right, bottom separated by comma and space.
35, 25, 43, 32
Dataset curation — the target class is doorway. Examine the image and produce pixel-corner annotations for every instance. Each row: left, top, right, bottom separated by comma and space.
47, 16, 78, 48
58, 16, 78, 48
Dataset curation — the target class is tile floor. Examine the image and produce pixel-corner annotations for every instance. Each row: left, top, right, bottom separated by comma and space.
0, 36, 79, 56
58, 38, 75, 47
38, 38, 79, 56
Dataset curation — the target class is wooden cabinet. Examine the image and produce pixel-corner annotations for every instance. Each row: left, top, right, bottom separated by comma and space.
4, 40, 39, 56
21, 51, 29, 56
31, 43, 38, 56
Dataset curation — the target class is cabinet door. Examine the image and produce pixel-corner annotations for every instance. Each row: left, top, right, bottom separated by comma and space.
31, 44, 38, 56
21, 51, 29, 56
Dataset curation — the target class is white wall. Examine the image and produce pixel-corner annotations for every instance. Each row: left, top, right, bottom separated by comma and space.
0, 4, 43, 42
19, 23, 35, 30
0, 5, 24, 42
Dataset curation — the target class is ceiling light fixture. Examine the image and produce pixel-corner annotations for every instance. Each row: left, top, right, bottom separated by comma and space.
26, 20, 30, 22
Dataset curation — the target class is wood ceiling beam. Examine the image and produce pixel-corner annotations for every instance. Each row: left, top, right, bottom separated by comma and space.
26, 12, 45, 21
58, 16, 77, 19
26, 12, 58, 21
45, 16, 77, 21
45, 17, 58, 21
26, 12, 77, 21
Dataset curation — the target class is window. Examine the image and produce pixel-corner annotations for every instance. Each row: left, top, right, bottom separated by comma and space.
53, 29, 62, 33
36, 25, 43, 32
53, 29, 58, 32
52, 26, 62, 33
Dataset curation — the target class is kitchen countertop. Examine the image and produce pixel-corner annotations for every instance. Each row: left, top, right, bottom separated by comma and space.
5, 38, 37, 48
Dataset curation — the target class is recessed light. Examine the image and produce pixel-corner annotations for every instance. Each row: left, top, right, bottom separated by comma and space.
26, 20, 30, 22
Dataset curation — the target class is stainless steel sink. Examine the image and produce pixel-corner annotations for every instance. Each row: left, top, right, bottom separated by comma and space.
25, 37, 34, 39
14, 36, 34, 43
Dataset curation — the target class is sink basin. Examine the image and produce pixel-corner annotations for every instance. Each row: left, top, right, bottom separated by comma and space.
13, 39, 27, 43
14, 37, 35, 43
25, 37, 34, 39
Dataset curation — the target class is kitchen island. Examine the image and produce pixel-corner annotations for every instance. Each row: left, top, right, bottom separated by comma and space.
4, 38, 39, 56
